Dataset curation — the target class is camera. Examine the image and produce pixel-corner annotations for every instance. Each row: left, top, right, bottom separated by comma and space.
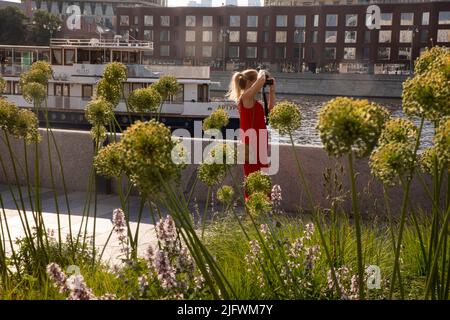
264, 76, 274, 86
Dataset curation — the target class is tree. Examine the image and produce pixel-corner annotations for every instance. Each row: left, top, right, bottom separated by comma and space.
0, 6, 28, 44
29, 10, 62, 45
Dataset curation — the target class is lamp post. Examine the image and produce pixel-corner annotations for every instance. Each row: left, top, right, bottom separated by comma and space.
220, 28, 229, 71
295, 28, 304, 73
409, 25, 419, 75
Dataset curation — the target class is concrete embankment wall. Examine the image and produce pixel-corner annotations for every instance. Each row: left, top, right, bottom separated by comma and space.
0, 129, 438, 216
211, 71, 407, 99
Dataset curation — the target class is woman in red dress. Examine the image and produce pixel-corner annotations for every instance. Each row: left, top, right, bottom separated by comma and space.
226, 69, 276, 199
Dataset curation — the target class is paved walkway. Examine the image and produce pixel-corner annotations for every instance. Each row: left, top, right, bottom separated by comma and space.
0, 184, 160, 266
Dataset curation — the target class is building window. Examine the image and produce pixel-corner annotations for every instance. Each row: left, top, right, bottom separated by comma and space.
54, 83, 70, 97
378, 47, 390, 60
262, 47, 269, 59
228, 46, 239, 58
295, 15, 306, 27
439, 11, 450, 24
275, 31, 287, 43
399, 30, 412, 43
380, 13, 392, 26
422, 12, 430, 26
144, 30, 153, 41
229, 31, 240, 42
185, 45, 195, 57
362, 47, 370, 59
313, 14, 319, 27
203, 16, 213, 27
247, 16, 258, 27
230, 15, 240, 27
398, 47, 411, 60
160, 45, 170, 56
345, 31, 357, 43
120, 15, 129, 26
294, 30, 305, 43
420, 30, 429, 43
82, 85, 93, 100
246, 47, 257, 59
202, 31, 213, 42
186, 15, 196, 27
275, 46, 286, 59
326, 14, 338, 27
202, 46, 212, 57
325, 31, 337, 43
161, 16, 170, 27
343, 47, 356, 60
262, 31, 269, 43
160, 30, 170, 42
144, 15, 153, 26
186, 30, 195, 42
276, 15, 287, 27
263, 15, 270, 27
324, 47, 336, 60
364, 30, 371, 43
401, 13, 414, 26
379, 30, 391, 43
345, 14, 357, 27
437, 29, 450, 42
247, 31, 257, 43
312, 31, 318, 43
134, 16, 139, 25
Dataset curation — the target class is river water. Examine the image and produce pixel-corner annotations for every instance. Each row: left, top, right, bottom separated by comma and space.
264, 94, 434, 150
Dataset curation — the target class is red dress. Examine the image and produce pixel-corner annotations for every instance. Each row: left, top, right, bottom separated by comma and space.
238, 99, 269, 180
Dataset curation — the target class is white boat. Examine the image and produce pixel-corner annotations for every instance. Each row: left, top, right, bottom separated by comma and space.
0, 38, 238, 130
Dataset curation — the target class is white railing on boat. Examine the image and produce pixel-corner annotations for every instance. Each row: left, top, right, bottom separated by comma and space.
50, 38, 154, 50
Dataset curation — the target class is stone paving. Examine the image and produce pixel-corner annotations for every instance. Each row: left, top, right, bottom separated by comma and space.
0, 185, 159, 266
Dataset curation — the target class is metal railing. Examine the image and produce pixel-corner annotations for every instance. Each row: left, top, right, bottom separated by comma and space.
50, 38, 154, 50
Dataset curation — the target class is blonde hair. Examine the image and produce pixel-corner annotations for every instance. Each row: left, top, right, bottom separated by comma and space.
226, 69, 258, 103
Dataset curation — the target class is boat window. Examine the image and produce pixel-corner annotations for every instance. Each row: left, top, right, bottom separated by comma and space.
197, 84, 209, 102
169, 84, 184, 103
129, 52, 138, 64
122, 83, 131, 100
13, 82, 21, 95
64, 49, 75, 65
52, 49, 63, 65
2, 81, 12, 94
82, 85, 93, 100
113, 51, 121, 62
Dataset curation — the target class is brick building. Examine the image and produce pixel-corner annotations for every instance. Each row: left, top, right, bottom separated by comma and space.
117, 2, 450, 73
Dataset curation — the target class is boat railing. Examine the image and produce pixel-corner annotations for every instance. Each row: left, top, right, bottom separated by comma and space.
0, 64, 32, 76
50, 38, 154, 50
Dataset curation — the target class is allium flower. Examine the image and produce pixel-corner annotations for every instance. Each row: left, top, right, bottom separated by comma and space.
203, 108, 230, 131
96, 79, 122, 107
317, 97, 389, 157
22, 82, 46, 105
121, 120, 180, 194
197, 162, 226, 186
402, 70, 450, 121
268, 101, 302, 135
152, 76, 179, 100
85, 98, 114, 127
370, 141, 415, 186
244, 171, 272, 196
419, 146, 446, 174
20, 61, 52, 87
414, 46, 450, 75
378, 118, 418, 147
0, 77, 5, 93
128, 86, 162, 113
434, 117, 450, 166
246, 192, 272, 217
102, 62, 127, 85
217, 185, 234, 204
46, 262, 68, 293
0, 99, 18, 130
11, 109, 41, 143
90, 124, 107, 144
94, 142, 125, 178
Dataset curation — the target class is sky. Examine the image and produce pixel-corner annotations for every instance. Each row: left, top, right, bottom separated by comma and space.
4, 0, 256, 6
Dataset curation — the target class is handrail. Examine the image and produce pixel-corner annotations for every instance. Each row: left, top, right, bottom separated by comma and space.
50, 38, 153, 49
